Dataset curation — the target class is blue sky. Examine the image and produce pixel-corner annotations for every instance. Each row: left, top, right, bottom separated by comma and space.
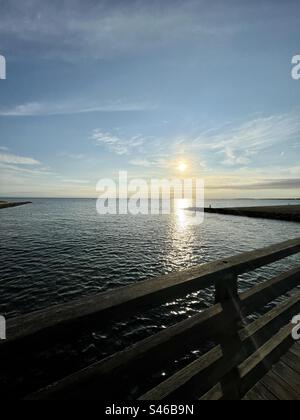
0, 0, 299, 198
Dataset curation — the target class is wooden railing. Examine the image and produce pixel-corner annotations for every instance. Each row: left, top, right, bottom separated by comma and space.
1, 238, 300, 400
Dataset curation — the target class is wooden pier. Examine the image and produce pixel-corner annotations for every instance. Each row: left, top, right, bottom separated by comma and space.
1, 238, 300, 400
244, 342, 300, 400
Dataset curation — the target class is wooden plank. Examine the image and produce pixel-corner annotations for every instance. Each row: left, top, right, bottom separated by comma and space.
29, 293, 299, 400
243, 383, 278, 400
261, 370, 299, 400
281, 352, 300, 375
240, 267, 300, 314
200, 383, 223, 401
139, 346, 223, 400
138, 298, 299, 401
239, 293, 300, 342
239, 323, 293, 380
26, 304, 224, 400
3, 238, 300, 348
293, 341, 300, 351
215, 273, 238, 304
289, 343, 300, 358
215, 274, 241, 400
272, 361, 300, 396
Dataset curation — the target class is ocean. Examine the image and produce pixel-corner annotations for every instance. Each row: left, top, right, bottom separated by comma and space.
0, 198, 300, 397
1, 198, 300, 317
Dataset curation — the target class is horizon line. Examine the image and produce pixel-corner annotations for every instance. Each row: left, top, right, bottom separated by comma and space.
1, 196, 300, 201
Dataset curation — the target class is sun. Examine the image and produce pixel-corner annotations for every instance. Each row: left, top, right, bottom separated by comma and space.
177, 162, 188, 173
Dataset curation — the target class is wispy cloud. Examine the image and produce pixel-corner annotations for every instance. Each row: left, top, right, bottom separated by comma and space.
129, 159, 154, 168
61, 179, 91, 185
129, 157, 173, 169
92, 130, 146, 156
207, 178, 300, 190
0, 0, 243, 61
0, 162, 52, 175
222, 147, 251, 167
59, 152, 85, 160
0, 152, 41, 165
190, 113, 300, 167
0, 100, 153, 117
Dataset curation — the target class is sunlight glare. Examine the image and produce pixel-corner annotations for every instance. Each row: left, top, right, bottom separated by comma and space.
178, 162, 188, 173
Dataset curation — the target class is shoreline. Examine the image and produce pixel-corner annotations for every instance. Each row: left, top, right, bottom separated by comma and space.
0, 201, 32, 209
187, 205, 300, 223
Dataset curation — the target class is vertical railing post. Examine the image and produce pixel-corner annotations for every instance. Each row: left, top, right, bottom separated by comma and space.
215, 273, 238, 305
215, 272, 243, 400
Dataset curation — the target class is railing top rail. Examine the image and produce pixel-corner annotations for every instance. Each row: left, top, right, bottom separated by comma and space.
2, 237, 300, 346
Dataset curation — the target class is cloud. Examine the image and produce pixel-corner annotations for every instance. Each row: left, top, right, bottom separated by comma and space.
126, 113, 300, 175
61, 179, 91, 185
0, 162, 52, 174
59, 152, 85, 160
207, 178, 300, 190
129, 157, 175, 170
0, 0, 242, 61
92, 130, 146, 155
0, 152, 41, 165
222, 147, 251, 166
0, 100, 153, 117
191, 113, 300, 167
130, 159, 154, 168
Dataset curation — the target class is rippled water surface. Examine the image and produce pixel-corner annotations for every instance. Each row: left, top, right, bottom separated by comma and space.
1, 198, 300, 317
1, 198, 300, 397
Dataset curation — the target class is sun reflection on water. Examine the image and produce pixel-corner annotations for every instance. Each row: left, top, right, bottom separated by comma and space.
174, 198, 191, 229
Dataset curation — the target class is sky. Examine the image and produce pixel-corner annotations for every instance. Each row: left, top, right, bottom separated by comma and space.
0, 0, 299, 198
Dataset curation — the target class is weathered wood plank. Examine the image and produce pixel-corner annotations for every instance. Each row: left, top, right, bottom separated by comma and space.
281, 352, 300, 375
240, 267, 300, 314
139, 346, 223, 401
243, 383, 278, 400
245, 352, 300, 400
239, 293, 300, 342
289, 343, 300, 358
215, 273, 241, 400
200, 383, 223, 401
26, 304, 224, 400
215, 273, 238, 304
272, 361, 300, 396
27, 292, 299, 400
137, 297, 299, 401
239, 323, 293, 380
3, 238, 300, 348
261, 371, 299, 400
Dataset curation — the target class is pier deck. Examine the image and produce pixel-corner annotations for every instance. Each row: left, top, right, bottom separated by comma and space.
244, 342, 300, 400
